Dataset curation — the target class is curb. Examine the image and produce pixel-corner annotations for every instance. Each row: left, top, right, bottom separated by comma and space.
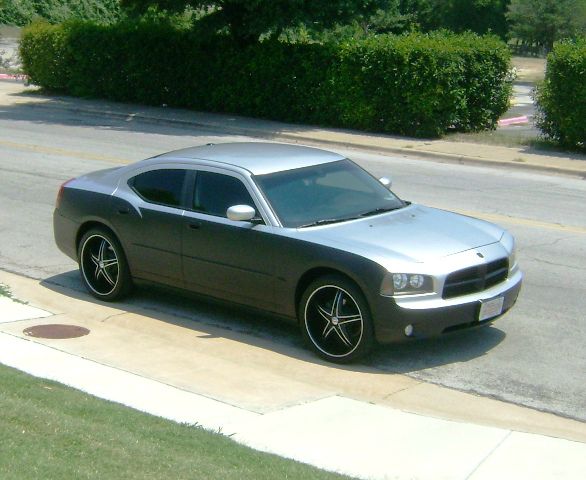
22, 100, 586, 179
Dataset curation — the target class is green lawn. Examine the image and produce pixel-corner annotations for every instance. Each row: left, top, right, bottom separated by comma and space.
0, 364, 350, 480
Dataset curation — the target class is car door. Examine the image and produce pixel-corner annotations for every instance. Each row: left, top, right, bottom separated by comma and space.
111, 168, 188, 287
182, 169, 277, 310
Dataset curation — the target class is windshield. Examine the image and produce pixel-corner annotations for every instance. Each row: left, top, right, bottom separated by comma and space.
255, 159, 405, 228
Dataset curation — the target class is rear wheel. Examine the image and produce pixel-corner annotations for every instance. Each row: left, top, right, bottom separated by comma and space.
78, 227, 132, 301
300, 275, 374, 363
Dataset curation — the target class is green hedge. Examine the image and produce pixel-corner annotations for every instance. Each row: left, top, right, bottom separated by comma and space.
535, 39, 586, 151
20, 21, 512, 137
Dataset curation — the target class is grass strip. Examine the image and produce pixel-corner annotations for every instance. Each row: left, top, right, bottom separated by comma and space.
0, 363, 351, 480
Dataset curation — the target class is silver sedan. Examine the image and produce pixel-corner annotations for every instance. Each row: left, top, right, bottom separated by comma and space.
53, 142, 522, 363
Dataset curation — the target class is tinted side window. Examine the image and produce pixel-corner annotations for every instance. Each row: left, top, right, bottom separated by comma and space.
130, 169, 186, 207
194, 171, 256, 217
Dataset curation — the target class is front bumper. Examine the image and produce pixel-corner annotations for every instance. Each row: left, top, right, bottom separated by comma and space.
372, 269, 523, 343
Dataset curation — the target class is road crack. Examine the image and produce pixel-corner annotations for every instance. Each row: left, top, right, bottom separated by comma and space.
99, 312, 127, 324
527, 256, 586, 271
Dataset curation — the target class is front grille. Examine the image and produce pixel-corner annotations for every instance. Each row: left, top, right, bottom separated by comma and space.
442, 257, 509, 299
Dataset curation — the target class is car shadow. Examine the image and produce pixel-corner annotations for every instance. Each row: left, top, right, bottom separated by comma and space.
40, 271, 506, 375
369, 327, 506, 374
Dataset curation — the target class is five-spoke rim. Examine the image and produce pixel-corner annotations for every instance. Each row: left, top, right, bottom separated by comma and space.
80, 234, 119, 296
304, 285, 364, 358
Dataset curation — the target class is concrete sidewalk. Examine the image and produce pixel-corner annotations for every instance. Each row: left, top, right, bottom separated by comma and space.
1, 79, 586, 178
1, 270, 585, 479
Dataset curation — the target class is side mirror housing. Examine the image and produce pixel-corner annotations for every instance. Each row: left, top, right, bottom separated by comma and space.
379, 176, 392, 189
227, 204, 256, 222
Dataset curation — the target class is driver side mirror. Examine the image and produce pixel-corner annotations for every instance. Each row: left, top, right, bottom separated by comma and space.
379, 177, 392, 189
227, 204, 257, 222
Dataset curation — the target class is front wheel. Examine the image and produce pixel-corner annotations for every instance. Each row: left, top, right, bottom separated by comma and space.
299, 275, 374, 363
78, 227, 132, 301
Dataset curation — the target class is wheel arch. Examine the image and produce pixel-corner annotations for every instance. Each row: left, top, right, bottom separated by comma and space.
295, 267, 368, 320
76, 221, 120, 257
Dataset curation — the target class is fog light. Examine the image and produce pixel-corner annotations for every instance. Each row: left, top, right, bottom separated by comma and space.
404, 324, 414, 337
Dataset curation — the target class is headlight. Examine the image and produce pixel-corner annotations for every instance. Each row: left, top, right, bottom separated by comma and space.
509, 240, 517, 271
500, 231, 517, 272
380, 273, 434, 296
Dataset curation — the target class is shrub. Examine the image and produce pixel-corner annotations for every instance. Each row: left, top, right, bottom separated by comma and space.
535, 39, 586, 151
334, 32, 511, 136
18, 22, 71, 90
19, 21, 512, 137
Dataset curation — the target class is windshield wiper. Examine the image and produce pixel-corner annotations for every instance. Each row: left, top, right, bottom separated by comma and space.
298, 205, 407, 228
297, 217, 357, 228
359, 206, 402, 218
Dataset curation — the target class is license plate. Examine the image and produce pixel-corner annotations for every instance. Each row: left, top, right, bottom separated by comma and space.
479, 297, 504, 321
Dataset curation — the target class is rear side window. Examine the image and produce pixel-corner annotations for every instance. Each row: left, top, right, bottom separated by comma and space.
130, 169, 187, 207
194, 171, 256, 217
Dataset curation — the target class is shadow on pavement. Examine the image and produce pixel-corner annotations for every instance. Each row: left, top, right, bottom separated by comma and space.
0, 85, 424, 142
3, 83, 585, 168
0, 90, 227, 138
518, 144, 586, 162
41, 270, 506, 375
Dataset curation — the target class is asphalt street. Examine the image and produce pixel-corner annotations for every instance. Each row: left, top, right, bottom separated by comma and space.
1, 93, 585, 422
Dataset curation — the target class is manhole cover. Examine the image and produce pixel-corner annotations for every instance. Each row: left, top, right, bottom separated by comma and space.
23, 324, 90, 339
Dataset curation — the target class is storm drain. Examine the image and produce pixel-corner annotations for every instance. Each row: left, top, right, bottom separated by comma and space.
23, 324, 90, 339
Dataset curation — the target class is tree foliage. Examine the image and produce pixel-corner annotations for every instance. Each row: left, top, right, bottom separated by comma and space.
445, 0, 510, 38
120, 0, 391, 44
399, 0, 510, 38
301, 1, 415, 42
507, 0, 586, 52
0, 0, 121, 25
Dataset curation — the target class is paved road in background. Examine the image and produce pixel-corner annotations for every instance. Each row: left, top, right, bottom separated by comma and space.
497, 82, 540, 139
1, 91, 585, 422
0, 28, 20, 70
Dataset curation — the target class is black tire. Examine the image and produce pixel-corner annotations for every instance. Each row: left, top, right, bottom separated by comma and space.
299, 274, 374, 363
78, 227, 132, 301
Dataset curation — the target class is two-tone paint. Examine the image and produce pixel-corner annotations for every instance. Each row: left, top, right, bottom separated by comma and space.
54, 143, 522, 345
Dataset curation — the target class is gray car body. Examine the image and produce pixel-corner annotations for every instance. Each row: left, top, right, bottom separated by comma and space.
54, 143, 523, 343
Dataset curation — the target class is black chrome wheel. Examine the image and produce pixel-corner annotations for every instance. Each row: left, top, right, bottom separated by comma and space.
79, 228, 132, 301
300, 275, 374, 363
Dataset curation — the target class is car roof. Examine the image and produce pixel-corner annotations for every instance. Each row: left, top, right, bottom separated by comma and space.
152, 142, 346, 175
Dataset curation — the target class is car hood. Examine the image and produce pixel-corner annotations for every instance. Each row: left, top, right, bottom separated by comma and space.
302, 204, 504, 264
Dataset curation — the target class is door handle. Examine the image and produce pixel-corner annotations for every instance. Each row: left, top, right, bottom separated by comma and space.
188, 222, 201, 230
